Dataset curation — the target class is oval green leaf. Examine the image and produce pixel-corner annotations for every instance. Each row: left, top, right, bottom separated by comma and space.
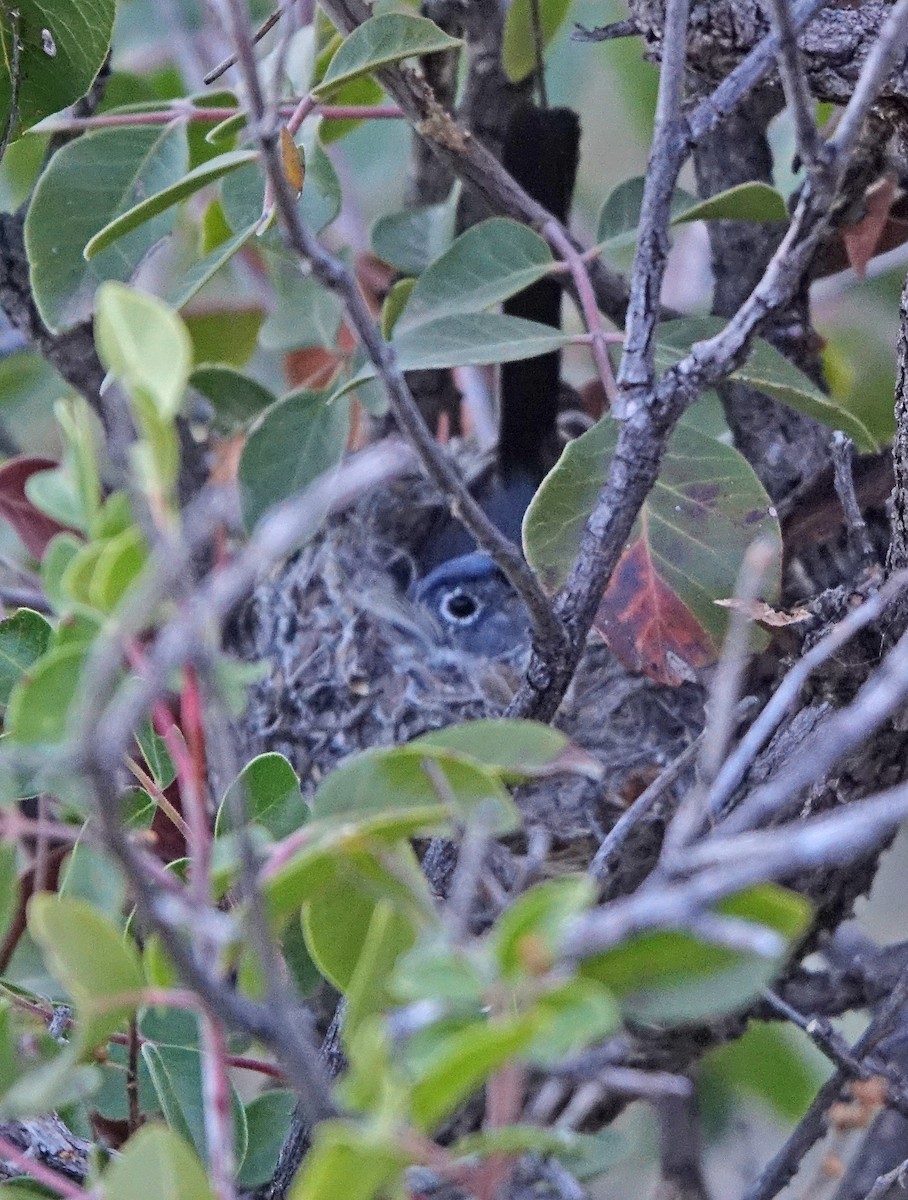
84, 149, 258, 260
671, 181, 788, 226
395, 218, 554, 333
313, 14, 462, 99
24, 123, 188, 332
238, 390, 351, 530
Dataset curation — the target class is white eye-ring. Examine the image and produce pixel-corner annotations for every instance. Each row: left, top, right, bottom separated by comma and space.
439, 588, 481, 625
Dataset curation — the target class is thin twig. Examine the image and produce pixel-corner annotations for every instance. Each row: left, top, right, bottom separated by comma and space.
765, 0, 822, 170
204, 3, 286, 84
613, 0, 690, 419
832, 432, 877, 569
571, 19, 639, 44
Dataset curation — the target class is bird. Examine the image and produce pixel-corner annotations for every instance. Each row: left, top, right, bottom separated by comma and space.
410, 103, 582, 657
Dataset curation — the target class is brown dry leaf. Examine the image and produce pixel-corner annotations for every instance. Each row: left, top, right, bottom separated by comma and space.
714, 598, 811, 627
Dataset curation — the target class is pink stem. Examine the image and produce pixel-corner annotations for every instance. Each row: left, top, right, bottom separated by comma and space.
200, 1012, 237, 1200
544, 219, 619, 410
35, 104, 402, 134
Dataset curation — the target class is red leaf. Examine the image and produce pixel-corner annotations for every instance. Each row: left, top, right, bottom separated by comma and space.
0, 457, 77, 560
593, 538, 717, 686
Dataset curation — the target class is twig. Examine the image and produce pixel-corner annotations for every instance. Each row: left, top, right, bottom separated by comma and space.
666, 541, 783, 855
613, 0, 690, 420
863, 1159, 908, 1200
566, 778, 908, 961
512, 0, 908, 723
528, 0, 548, 109
832, 432, 877, 569
571, 19, 639, 44
765, 0, 822, 171
588, 735, 703, 885
204, 3, 286, 84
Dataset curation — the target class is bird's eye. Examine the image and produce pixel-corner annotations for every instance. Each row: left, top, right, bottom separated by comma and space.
440, 589, 480, 624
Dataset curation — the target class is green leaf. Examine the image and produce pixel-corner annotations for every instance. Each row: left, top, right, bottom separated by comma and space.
491, 876, 596, 978
502, 0, 571, 82
104, 1126, 217, 1200
706, 1022, 828, 1120
581, 886, 811, 1025
391, 312, 570, 372
28, 895, 144, 1054
0, 0, 115, 136
655, 318, 880, 451
525, 979, 620, 1066
5, 642, 84, 744
217, 752, 308, 841
24, 124, 188, 332
319, 74, 385, 143
305, 884, 415, 1006
41, 533, 82, 610
84, 150, 259, 260
95, 283, 192, 419
413, 719, 600, 782
165, 222, 258, 311
313, 15, 462, 99
525, 419, 781, 682
409, 1017, 537, 1131
89, 525, 149, 612
371, 196, 457, 275
0, 843, 19, 952
135, 721, 176, 789
257, 263, 344, 353
392, 940, 488, 1007
59, 841, 126, 920
238, 390, 350, 530
597, 177, 698, 247
0, 1050, 100, 1119
672, 182, 788, 225
189, 366, 276, 432
289, 1120, 406, 1200
311, 744, 517, 836
142, 1044, 248, 1171
395, 218, 554, 333
381, 278, 415, 339
0, 609, 51, 710
237, 1091, 296, 1190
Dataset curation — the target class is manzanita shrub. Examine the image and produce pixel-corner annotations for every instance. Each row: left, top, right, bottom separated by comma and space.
0, 0, 891, 1196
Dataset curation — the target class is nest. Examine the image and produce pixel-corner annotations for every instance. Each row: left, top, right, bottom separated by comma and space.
228, 456, 705, 866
